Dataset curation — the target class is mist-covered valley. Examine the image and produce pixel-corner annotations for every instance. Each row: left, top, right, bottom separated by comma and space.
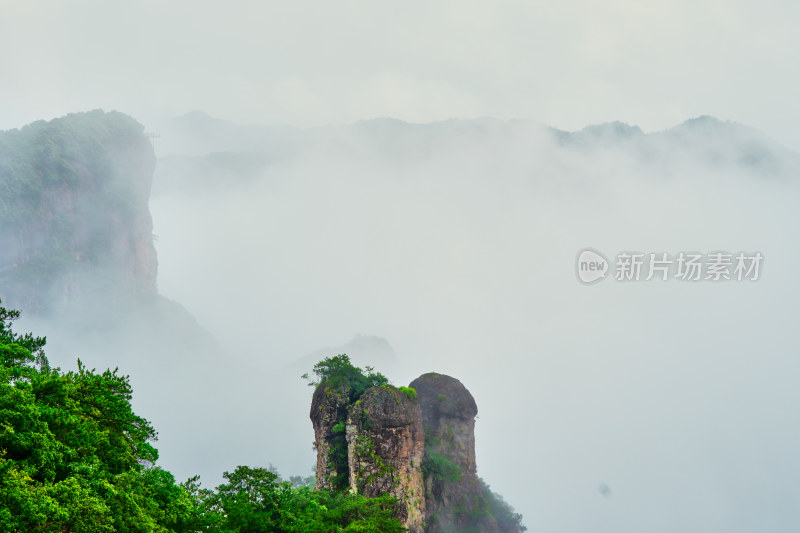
4, 108, 798, 532
150, 113, 800, 533
4, 1, 800, 530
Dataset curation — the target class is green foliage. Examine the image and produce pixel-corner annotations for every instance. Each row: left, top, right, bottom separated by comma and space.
193, 465, 406, 532
0, 304, 47, 379
0, 110, 151, 312
424, 432, 440, 448
303, 355, 390, 493
448, 478, 527, 533
0, 301, 407, 532
421, 452, 462, 483
325, 419, 350, 490
327, 431, 350, 493
0, 299, 193, 532
359, 408, 372, 430
303, 354, 389, 404
0, 110, 145, 225
398, 386, 417, 400
477, 478, 527, 532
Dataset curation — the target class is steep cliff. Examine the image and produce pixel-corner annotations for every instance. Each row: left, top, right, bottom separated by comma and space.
411, 372, 525, 533
0, 110, 157, 314
346, 386, 426, 532
310, 380, 353, 491
411, 372, 478, 477
412, 373, 491, 532
310, 360, 525, 533
310, 379, 426, 533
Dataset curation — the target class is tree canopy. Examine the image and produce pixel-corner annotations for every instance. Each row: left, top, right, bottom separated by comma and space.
0, 302, 404, 532
303, 354, 389, 403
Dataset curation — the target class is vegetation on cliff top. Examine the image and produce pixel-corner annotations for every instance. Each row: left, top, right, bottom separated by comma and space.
305, 354, 393, 492
303, 353, 389, 403
306, 355, 526, 532
0, 110, 160, 314
398, 386, 417, 400
0, 301, 404, 532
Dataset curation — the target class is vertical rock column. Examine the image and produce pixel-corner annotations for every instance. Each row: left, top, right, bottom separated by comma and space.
346, 386, 426, 533
410, 372, 502, 533
310, 381, 351, 491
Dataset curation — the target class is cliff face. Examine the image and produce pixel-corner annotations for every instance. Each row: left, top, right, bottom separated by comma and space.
0, 110, 157, 314
310, 381, 352, 491
412, 372, 478, 475
346, 386, 426, 532
311, 382, 426, 533
312, 372, 525, 533
410, 373, 505, 533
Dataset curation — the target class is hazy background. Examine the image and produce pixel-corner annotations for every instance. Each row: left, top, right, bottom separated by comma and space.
3, 1, 800, 532
1, 1, 800, 151
146, 117, 800, 533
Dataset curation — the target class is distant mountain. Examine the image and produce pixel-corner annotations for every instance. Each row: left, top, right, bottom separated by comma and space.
159, 110, 298, 157
0, 110, 288, 487
153, 113, 799, 196
0, 109, 226, 355
0, 110, 157, 314
653, 116, 798, 175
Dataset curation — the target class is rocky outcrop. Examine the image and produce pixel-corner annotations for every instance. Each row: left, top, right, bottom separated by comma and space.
346, 386, 426, 532
411, 372, 478, 476
311, 382, 426, 532
310, 381, 352, 491
410, 372, 504, 533
0, 110, 157, 315
311, 371, 525, 533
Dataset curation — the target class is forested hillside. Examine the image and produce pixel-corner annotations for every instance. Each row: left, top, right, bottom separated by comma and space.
0, 301, 405, 532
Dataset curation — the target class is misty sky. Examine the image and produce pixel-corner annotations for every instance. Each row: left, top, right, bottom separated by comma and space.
140, 120, 800, 533
2, 1, 800, 149
5, 3, 800, 532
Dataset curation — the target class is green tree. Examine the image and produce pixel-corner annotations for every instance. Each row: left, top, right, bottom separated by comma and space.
0, 300, 196, 532
0, 302, 406, 532
302, 354, 388, 404
195, 465, 405, 532
303, 355, 391, 492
